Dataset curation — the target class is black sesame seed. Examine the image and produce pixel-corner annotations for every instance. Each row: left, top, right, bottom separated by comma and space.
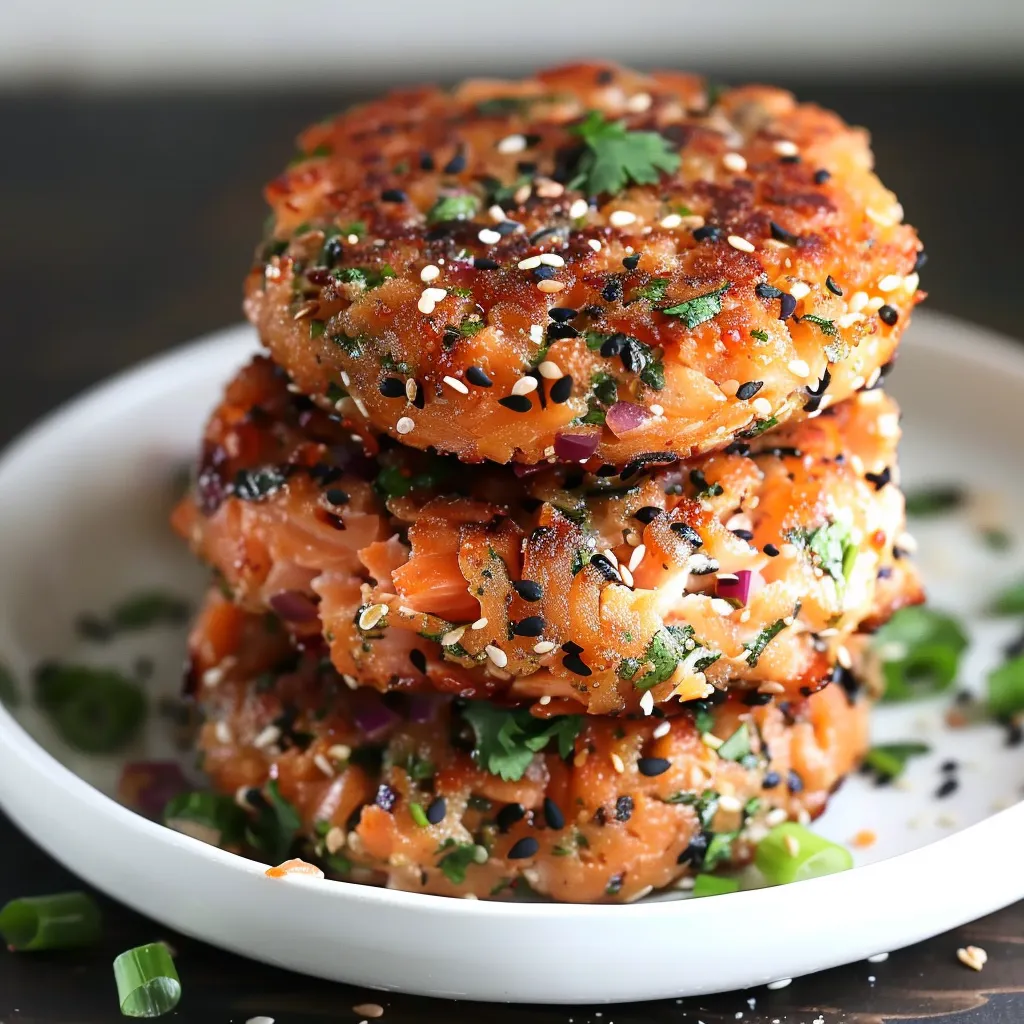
419, 151, 435, 171
736, 381, 764, 401
375, 783, 397, 811
533, 265, 557, 280
496, 803, 526, 832
561, 640, 584, 655
547, 322, 579, 341
562, 653, 592, 677
724, 441, 751, 456
379, 377, 406, 398
769, 220, 800, 245
474, 257, 500, 270
780, 154, 801, 164
669, 522, 704, 548
622, 253, 641, 270
878, 305, 899, 326
513, 615, 546, 637
443, 149, 467, 174
755, 282, 784, 300
549, 307, 579, 322
677, 833, 708, 866
543, 797, 565, 830
409, 649, 427, 673
787, 770, 804, 793
865, 467, 892, 491
813, 168, 831, 184
637, 757, 671, 777
512, 580, 543, 602
325, 488, 350, 506
693, 225, 722, 243
743, 691, 774, 706
601, 280, 623, 302
825, 274, 843, 296
936, 777, 959, 799
615, 795, 634, 821
779, 293, 797, 320
496, 220, 521, 236
499, 395, 532, 413
381, 188, 407, 203
600, 332, 627, 358
549, 375, 573, 404
508, 836, 540, 860
732, 528, 755, 541
913, 251, 928, 273
426, 797, 447, 824
634, 505, 662, 524
596, 68, 615, 84
590, 553, 620, 581
763, 543, 780, 557
762, 770, 782, 789
940, 759, 958, 772
466, 366, 493, 388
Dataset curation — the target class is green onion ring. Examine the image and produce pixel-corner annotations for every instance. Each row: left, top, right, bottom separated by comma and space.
0, 891, 101, 951
113, 942, 182, 1018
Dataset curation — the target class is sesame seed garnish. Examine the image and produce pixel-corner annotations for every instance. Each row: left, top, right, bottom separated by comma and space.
549, 375, 573, 404
736, 380, 764, 400
722, 152, 747, 173
443, 375, 469, 394
660, 213, 683, 229
471, 617, 489, 630
406, 379, 420, 404
752, 397, 772, 416
727, 234, 755, 253
783, 834, 801, 857
533, 640, 556, 654
508, 836, 539, 860
638, 757, 670, 777
497, 134, 527, 154
904, 272, 920, 292
639, 690, 654, 715
314, 753, 335, 777
537, 280, 565, 293
499, 394, 533, 412
358, 603, 388, 630
488, 204, 506, 222
441, 626, 466, 646
353, 1003, 385, 1019
538, 695, 551, 705
534, 178, 564, 199
485, 644, 508, 668
879, 304, 899, 326
518, 255, 542, 270
625, 92, 652, 112
788, 359, 810, 377
478, 228, 501, 244
652, 720, 671, 739
417, 287, 447, 314
718, 794, 743, 813
610, 753, 626, 773
773, 139, 799, 157
878, 274, 902, 292
395, 416, 415, 434
957, 946, 988, 972
587, 238, 603, 252
512, 580, 543, 601
789, 282, 810, 300
253, 724, 282, 750
627, 544, 646, 573
511, 376, 538, 397
569, 198, 589, 219
766, 979, 793, 991
837, 312, 864, 328
466, 366, 493, 387
609, 210, 637, 227
619, 564, 635, 588
420, 265, 440, 283
529, 323, 544, 344
537, 360, 562, 379
214, 721, 232, 744
539, 253, 565, 267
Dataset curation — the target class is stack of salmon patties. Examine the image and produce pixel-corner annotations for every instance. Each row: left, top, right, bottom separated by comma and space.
174, 62, 924, 903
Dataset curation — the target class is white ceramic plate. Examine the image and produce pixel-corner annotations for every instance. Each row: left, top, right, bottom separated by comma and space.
0, 310, 1022, 1004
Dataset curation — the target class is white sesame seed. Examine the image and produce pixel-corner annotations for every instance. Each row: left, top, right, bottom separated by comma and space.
497, 134, 527, 154
478, 228, 501, 245
758, 681, 786, 695
529, 323, 544, 344
587, 238, 602, 252
341, 674, 359, 690
722, 152, 747, 173
353, 1004, 385, 1019
783, 834, 801, 857
865, 295, 886, 312
534, 178, 564, 199
878, 274, 902, 292
537, 280, 564, 293
443, 375, 469, 394
395, 416, 415, 435
765, 807, 788, 827
788, 358, 811, 378
867, 952, 890, 963
533, 640, 556, 655
404, 379, 417, 403
727, 234, 755, 253
339, 371, 351, 386
789, 281, 810, 300
485, 644, 508, 668
441, 627, 466, 646
420, 265, 440, 282
511, 376, 538, 397
314, 753, 335, 777
619, 564, 635, 588
680, 214, 705, 230
904, 272, 920, 293
538, 695, 551, 705
660, 213, 683, 229
358, 603, 388, 630
471, 617, 489, 630
352, 396, 369, 417
837, 312, 865, 328
609, 210, 637, 227
652, 720, 671, 739
639, 690, 655, 715
773, 139, 799, 157
752, 397, 773, 417
849, 290, 869, 312
625, 92, 652, 113
710, 598, 735, 616
539, 253, 565, 267
866, 207, 897, 227
214, 721, 232, 745
537, 360, 562, 379
488, 204, 506, 222
718, 794, 743, 813
328, 743, 351, 761
518, 255, 542, 270
649, 403, 664, 416
417, 293, 437, 315
424, 287, 447, 303
628, 544, 646, 573
569, 198, 589, 219
766, 979, 792, 991
610, 753, 626, 773
202, 665, 227, 688
253, 725, 282, 750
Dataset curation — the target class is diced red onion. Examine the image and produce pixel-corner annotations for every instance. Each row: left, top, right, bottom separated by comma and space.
118, 761, 191, 819
605, 401, 651, 438
269, 590, 320, 623
553, 430, 600, 463
353, 700, 402, 741
716, 569, 765, 605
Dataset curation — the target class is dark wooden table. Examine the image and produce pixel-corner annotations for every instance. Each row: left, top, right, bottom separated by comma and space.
2, 77, 1023, 1023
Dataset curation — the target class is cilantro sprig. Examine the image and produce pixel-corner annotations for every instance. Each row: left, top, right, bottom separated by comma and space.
568, 111, 680, 197
661, 283, 731, 329
462, 703, 582, 781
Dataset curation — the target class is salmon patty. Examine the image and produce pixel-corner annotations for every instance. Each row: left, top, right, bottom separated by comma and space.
186, 598, 870, 903
245, 61, 922, 467
173, 357, 920, 715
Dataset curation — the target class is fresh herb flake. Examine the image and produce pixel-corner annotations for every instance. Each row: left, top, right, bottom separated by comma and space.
462, 703, 582, 781
427, 193, 481, 224
436, 839, 479, 884
873, 606, 969, 702
988, 656, 1024, 718
904, 485, 965, 517
660, 283, 731, 329
863, 741, 930, 781
568, 111, 681, 196
989, 580, 1024, 616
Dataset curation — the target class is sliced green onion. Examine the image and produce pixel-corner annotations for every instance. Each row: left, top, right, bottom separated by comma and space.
987, 580, 1024, 616
114, 942, 181, 1018
872, 606, 968, 702
988, 656, 1024, 718
0, 891, 101, 951
716, 723, 751, 762
904, 485, 964, 517
409, 803, 429, 828
863, 741, 931, 781
691, 874, 740, 898
755, 823, 853, 886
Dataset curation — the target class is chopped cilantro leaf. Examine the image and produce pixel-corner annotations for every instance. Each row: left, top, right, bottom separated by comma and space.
332, 266, 396, 289
743, 616, 791, 667
427, 193, 481, 224
989, 580, 1024, 616
989, 656, 1024, 718
786, 521, 858, 595
750, 328, 769, 342
633, 278, 669, 304
628, 625, 719, 691
164, 791, 247, 847
309, 319, 325, 340
799, 313, 837, 337
568, 111, 680, 196
660, 283, 731, 329
716, 723, 752, 762
436, 839, 479, 884
873, 606, 968, 702
246, 780, 302, 862
462, 703, 582, 781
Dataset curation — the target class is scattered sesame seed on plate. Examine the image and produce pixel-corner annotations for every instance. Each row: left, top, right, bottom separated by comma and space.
353, 1003, 385, 1018
395, 416, 415, 435
957, 946, 988, 972
766, 979, 792, 990
443, 375, 469, 394
727, 234, 755, 253
610, 752, 626, 773
867, 952, 889, 963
